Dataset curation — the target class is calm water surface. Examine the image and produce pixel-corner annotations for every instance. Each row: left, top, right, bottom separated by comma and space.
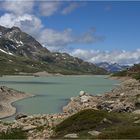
0, 75, 120, 120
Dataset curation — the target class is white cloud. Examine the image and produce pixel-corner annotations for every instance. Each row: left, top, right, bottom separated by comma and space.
38, 28, 103, 51
70, 49, 140, 65
76, 28, 104, 44
38, 28, 73, 51
39, 2, 82, 17
61, 3, 81, 15
0, 0, 42, 37
0, 13, 43, 37
39, 1, 61, 16
2, 0, 34, 15
1, 1, 82, 17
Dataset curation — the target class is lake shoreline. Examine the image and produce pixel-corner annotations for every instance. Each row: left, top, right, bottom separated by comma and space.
107, 75, 132, 82
0, 86, 33, 119
1, 74, 108, 77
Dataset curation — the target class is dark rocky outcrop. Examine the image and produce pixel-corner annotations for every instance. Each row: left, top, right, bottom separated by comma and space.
15, 113, 28, 120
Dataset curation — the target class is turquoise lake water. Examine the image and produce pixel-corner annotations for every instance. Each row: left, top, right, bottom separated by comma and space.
0, 75, 120, 120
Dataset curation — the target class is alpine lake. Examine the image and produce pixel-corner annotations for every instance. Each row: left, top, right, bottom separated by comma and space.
0, 75, 120, 121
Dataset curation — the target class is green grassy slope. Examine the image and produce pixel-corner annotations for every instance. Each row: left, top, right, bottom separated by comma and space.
53, 109, 140, 139
0, 52, 107, 75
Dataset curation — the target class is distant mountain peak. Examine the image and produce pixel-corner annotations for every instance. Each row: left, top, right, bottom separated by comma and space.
0, 26, 50, 59
96, 62, 130, 73
11, 26, 21, 31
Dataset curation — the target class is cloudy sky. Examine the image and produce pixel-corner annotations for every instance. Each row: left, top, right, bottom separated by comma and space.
0, 0, 140, 65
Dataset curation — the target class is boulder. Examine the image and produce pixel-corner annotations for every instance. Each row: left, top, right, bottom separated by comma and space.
22, 125, 37, 131
79, 90, 86, 96
15, 113, 27, 120
97, 101, 113, 111
32, 118, 48, 127
88, 130, 101, 136
111, 102, 135, 112
133, 109, 140, 114
0, 86, 7, 92
80, 95, 89, 103
64, 133, 78, 138
0, 105, 3, 111
120, 93, 125, 96
134, 119, 140, 124
101, 118, 112, 124
135, 97, 140, 108
97, 100, 135, 113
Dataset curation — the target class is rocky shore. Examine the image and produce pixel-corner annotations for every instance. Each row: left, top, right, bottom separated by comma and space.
63, 78, 140, 114
0, 86, 33, 119
33, 71, 63, 77
0, 112, 69, 139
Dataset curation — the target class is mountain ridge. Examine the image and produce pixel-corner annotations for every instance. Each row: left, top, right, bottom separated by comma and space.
0, 25, 107, 75
96, 62, 129, 73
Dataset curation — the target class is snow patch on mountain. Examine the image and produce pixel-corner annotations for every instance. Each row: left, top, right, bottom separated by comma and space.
10, 44, 17, 49
0, 48, 14, 55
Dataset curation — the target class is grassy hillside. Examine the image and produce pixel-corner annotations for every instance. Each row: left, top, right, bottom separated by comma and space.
0, 52, 107, 75
0, 52, 47, 75
53, 109, 140, 139
0, 128, 27, 139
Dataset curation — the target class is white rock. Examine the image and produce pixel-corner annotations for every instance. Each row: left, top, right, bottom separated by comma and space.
70, 97, 74, 101
79, 90, 85, 96
120, 93, 125, 96
134, 119, 140, 124
27, 116, 34, 119
105, 100, 115, 104
133, 110, 140, 114
84, 103, 89, 107
80, 95, 89, 103
22, 125, 37, 131
64, 133, 78, 138
88, 130, 101, 136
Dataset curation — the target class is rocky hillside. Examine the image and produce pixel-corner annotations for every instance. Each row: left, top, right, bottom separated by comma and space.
128, 64, 140, 74
0, 25, 107, 75
113, 64, 140, 80
0, 26, 49, 59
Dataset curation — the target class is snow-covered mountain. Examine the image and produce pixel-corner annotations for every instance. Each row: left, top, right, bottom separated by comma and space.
0, 26, 50, 59
96, 62, 129, 73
